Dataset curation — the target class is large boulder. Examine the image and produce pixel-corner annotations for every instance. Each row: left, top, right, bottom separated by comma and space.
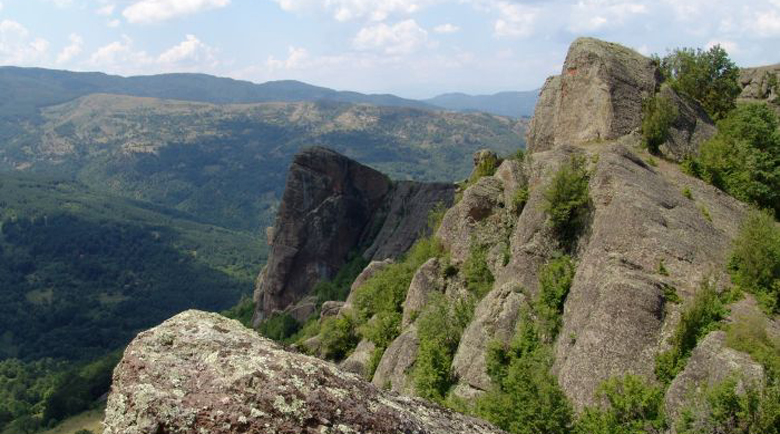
526, 38, 659, 152
104, 310, 505, 434
372, 325, 420, 395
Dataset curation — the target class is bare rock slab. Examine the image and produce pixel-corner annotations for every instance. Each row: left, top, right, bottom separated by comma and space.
104, 310, 505, 434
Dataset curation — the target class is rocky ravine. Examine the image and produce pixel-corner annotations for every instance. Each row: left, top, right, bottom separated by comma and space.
103, 310, 505, 434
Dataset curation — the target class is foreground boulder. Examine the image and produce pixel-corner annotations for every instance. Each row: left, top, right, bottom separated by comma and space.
103, 310, 505, 434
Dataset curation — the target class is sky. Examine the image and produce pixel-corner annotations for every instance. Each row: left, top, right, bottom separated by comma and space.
0, 0, 779, 99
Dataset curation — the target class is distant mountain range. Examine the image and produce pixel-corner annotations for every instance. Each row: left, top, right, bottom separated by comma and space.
424, 90, 539, 118
0, 66, 537, 127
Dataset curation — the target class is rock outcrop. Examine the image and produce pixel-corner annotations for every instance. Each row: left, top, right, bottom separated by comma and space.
527, 38, 715, 161
104, 310, 505, 434
254, 147, 455, 325
739, 64, 780, 101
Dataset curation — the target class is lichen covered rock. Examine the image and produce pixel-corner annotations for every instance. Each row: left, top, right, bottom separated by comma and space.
103, 310, 505, 434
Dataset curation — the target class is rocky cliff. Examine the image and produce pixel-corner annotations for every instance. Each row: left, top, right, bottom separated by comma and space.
104, 37, 779, 434
253, 147, 455, 324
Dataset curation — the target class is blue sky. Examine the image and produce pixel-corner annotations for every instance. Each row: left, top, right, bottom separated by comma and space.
1, 0, 779, 98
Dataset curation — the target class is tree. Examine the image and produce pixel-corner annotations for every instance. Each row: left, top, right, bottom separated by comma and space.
660, 45, 741, 120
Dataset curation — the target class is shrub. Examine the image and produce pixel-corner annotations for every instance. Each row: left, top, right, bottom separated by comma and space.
257, 312, 300, 342
511, 186, 529, 215
655, 281, 728, 384
413, 294, 473, 402
221, 294, 255, 328
575, 374, 667, 434
463, 245, 495, 299
659, 45, 741, 120
320, 313, 359, 361
472, 153, 500, 181
478, 313, 573, 434
729, 210, 780, 314
642, 92, 679, 154
696, 104, 780, 217
542, 155, 590, 251
681, 187, 693, 200
536, 255, 575, 342
313, 253, 369, 306
725, 313, 780, 384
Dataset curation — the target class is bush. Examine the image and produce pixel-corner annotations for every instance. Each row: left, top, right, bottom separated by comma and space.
463, 245, 495, 299
221, 294, 255, 328
729, 210, 780, 314
413, 294, 473, 402
472, 153, 500, 181
655, 281, 728, 384
725, 313, 780, 384
575, 374, 667, 434
536, 255, 575, 342
478, 313, 573, 434
659, 45, 741, 120
313, 253, 368, 306
257, 313, 300, 342
542, 155, 590, 251
642, 92, 679, 154
320, 314, 359, 361
696, 104, 780, 217
511, 186, 529, 215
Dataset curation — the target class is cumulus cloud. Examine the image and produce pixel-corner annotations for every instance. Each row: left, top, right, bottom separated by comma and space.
755, 9, 780, 36
56, 33, 83, 64
157, 34, 217, 67
493, 2, 537, 38
568, 0, 648, 32
353, 19, 429, 55
433, 23, 459, 33
273, 0, 443, 22
107, 19, 121, 27
0, 20, 49, 65
90, 34, 219, 74
123, 0, 230, 24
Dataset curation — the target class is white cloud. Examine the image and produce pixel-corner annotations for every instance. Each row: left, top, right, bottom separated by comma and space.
158, 34, 217, 67
0, 20, 49, 65
45, 0, 74, 8
433, 23, 459, 33
706, 39, 740, 55
56, 33, 83, 64
568, 0, 648, 32
493, 2, 537, 38
273, 0, 443, 22
123, 0, 230, 24
755, 9, 780, 37
353, 19, 428, 55
96, 4, 116, 16
89, 34, 219, 74
107, 19, 121, 27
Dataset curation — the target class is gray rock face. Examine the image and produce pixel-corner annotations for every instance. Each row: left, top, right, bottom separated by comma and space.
658, 85, 717, 161
451, 283, 526, 396
739, 64, 780, 100
552, 144, 748, 408
372, 325, 420, 395
527, 38, 659, 152
253, 147, 454, 326
104, 310, 505, 434
340, 338, 376, 378
402, 258, 445, 328
664, 331, 764, 424
343, 259, 394, 308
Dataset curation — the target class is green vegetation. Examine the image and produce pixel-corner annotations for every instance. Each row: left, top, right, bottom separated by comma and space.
682, 187, 693, 200
729, 210, 780, 314
221, 295, 255, 328
463, 245, 496, 299
658, 45, 741, 120
575, 374, 668, 434
313, 253, 369, 306
257, 313, 300, 342
536, 255, 576, 341
474, 255, 576, 434
472, 153, 500, 181
694, 103, 780, 217
542, 155, 591, 251
0, 352, 119, 434
674, 312, 780, 434
655, 281, 728, 385
320, 313, 359, 361
413, 294, 473, 402
511, 186, 529, 215
641, 92, 679, 154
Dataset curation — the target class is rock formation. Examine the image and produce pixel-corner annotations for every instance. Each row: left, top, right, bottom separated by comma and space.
253, 147, 455, 325
103, 310, 505, 434
527, 37, 715, 161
